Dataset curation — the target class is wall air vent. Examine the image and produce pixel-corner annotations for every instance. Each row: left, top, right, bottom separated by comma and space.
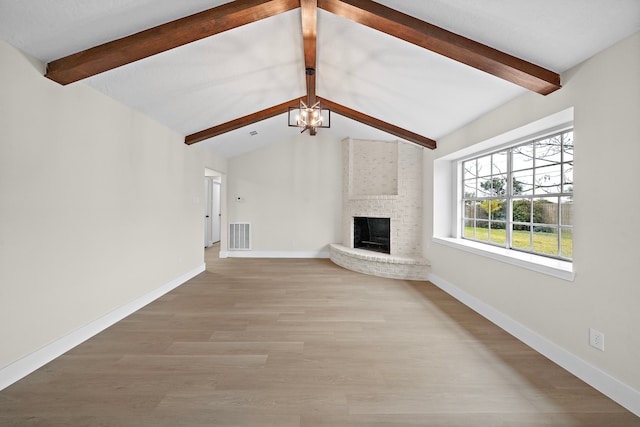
229, 223, 251, 250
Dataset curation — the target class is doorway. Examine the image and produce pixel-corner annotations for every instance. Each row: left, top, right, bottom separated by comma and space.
204, 170, 222, 248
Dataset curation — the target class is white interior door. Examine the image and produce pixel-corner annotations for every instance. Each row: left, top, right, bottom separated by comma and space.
211, 181, 221, 243
204, 177, 213, 247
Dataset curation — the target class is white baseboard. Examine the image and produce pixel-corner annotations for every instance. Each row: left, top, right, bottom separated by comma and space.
428, 273, 640, 417
0, 263, 205, 391
223, 250, 330, 259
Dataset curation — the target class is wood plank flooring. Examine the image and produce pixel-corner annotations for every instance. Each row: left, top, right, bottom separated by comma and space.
1, 246, 638, 426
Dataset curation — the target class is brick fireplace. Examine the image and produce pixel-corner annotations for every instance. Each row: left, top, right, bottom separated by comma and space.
329, 138, 429, 280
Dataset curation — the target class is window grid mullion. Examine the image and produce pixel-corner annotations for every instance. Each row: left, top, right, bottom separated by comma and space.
473, 166, 478, 239
557, 196, 562, 257
528, 142, 534, 252
558, 133, 566, 257
488, 154, 493, 244
506, 147, 513, 250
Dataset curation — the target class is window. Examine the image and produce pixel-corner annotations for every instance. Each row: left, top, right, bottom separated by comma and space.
461, 129, 573, 260
432, 108, 574, 279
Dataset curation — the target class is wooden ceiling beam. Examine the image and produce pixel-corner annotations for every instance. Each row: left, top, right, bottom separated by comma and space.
318, 0, 561, 95
319, 98, 437, 149
186, 96, 436, 149
185, 98, 302, 145
301, 0, 318, 135
46, 0, 301, 85
301, 0, 318, 77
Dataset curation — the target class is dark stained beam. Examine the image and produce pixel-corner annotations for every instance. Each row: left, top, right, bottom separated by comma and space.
319, 98, 437, 149
301, 0, 318, 76
305, 69, 317, 106
305, 69, 318, 136
301, 0, 318, 135
185, 98, 302, 145
185, 96, 436, 148
46, 0, 301, 85
318, 0, 561, 95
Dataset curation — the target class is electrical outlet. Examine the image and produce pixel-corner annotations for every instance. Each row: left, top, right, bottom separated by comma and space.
589, 328, 605, 351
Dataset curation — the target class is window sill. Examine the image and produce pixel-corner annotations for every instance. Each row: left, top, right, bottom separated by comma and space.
432, 236, 575, 281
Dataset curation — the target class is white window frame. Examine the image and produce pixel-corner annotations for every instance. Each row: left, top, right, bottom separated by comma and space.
432, 108, 575, 281
461, 129, 573, 260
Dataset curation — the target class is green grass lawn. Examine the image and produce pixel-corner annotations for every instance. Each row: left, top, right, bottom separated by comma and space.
464, 227, 572, 258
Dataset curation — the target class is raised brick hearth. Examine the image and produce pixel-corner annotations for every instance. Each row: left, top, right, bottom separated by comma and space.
330, 244, 430, 280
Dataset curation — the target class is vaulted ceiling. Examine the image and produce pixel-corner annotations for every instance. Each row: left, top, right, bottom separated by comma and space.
1, 1, 639, 157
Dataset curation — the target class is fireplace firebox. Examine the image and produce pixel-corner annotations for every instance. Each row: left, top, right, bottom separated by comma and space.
353, 217, 390, 254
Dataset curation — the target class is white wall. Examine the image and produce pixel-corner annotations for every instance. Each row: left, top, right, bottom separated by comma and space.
226, 132, 342, 256
0, 41, 225, 373
424, 32, 640, 400
203, 151, 228, 177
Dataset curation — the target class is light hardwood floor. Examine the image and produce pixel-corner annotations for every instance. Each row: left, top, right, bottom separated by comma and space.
1, 245, 638, 426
